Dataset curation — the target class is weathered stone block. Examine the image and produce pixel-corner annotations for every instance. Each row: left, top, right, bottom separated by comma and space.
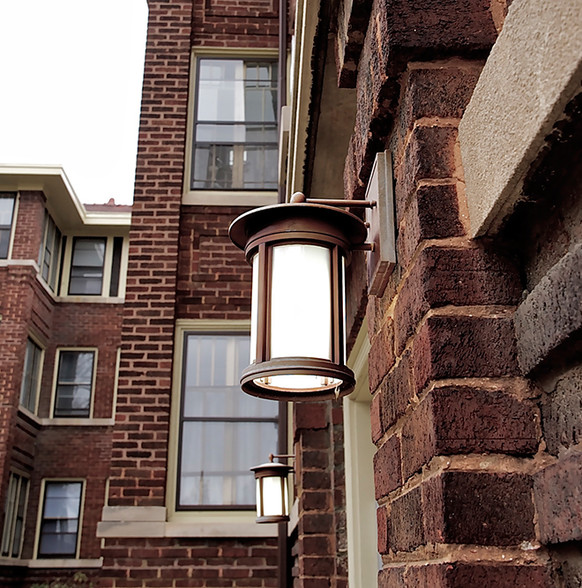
534, 452, 582, 544
515, 244, 582, 373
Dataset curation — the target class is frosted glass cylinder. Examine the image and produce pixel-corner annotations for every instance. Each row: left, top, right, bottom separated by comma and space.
257, 475, 289, 518
270, 244, 331, 360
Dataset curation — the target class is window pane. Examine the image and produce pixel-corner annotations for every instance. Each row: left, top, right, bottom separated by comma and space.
192, 59, 278, 191
178, 333, 280, 508
38, 482, 82, 558
0, 194, 15, 259
20, 338, 42, 413
1, 472, 28, 559
39, 213, 62, 291
179, 421, 278, 507
68, 238, 105, 295
54, 351, 94, 417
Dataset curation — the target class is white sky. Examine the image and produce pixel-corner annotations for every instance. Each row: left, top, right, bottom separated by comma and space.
0, 1, 148, 204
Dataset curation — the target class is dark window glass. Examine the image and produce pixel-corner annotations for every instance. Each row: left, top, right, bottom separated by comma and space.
39, 212, 62, 291
1, 472, 29, 558
191, 59, 278, 191
109, 237, 123, 297
68, 237, 106, 295
177, 333, 279, 508
53, 350, 95, 418
38, 482, 82, 558
20, 338, 43, 413
0, 193, 16, 259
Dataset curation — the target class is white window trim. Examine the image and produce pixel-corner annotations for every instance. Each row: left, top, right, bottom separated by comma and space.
58, 234, 128, 301
35, 479, 85, 560
1, 469, 30, 559
49, 348, 98, 419
0, 191, 19, 260
344, 319, 380, 587
183, 48, 279, 207
20, 334, 45, 416
167, 319, 277, 535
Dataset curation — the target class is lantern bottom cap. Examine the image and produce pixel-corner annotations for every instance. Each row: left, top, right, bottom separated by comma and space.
255, 515, 290, 524
241, 357, 355, 401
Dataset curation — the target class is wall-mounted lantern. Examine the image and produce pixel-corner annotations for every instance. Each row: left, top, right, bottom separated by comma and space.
251, 454, 294, 524
229, 193, 369, 401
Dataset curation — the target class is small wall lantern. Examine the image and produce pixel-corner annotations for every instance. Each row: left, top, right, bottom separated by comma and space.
251, 455, 294, 523
229, 194, 369, 401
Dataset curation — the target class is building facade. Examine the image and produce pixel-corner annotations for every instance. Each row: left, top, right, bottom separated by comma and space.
0, 0, 581, 587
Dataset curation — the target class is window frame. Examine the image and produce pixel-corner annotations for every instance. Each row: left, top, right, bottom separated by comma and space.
58, 234, 128, 300
168, 320, 286, 522
19, 336, 44, 415
1, 470, 30, 559
183, 48, 279, 207
0, 192, 18, 260
38, 210, 63, 292
51, 348, 98, 419
35, 479, 84, 560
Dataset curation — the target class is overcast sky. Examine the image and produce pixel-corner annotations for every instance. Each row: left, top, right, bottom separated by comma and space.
0, 1, 148, 204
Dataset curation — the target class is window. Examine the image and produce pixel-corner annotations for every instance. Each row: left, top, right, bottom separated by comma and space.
1, 472, 29, 558
38, 212, 62, 292
177, 333, 279, 509
20, 338, 43, 413
191, 58, 278, 191
0, 192, 16, 259
37, 481, 82, 558
68, 237, 106, 295
53, 350, 96, 418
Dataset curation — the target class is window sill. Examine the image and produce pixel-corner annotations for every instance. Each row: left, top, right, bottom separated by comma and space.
55, 295, 124, 304
42, 418, 115, 427
97, 506, 277, 538
183, 190, 278, 207
0, 558, 103, 568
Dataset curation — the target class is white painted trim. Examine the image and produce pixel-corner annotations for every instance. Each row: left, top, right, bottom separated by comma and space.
40, 418, 115, 427
344, 319, 379, 587
27, 558, 103, 569
97, 506, 276, 538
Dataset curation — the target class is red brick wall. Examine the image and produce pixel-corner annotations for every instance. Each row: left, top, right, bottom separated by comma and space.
291, 401, 348, 588
176, 207, 252, 320
341, 0, 562, 584
102, 1, 282, 586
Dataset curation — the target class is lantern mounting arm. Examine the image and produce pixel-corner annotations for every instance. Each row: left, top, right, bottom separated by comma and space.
269, 453, 295, 463
290, 192, 376, 251
290, 191, 376, 209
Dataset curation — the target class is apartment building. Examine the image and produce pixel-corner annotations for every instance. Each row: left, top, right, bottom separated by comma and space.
1, 0, 581, 586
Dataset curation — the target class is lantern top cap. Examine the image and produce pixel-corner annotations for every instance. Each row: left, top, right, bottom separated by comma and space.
228, 201, 368, 252
250, 462, 294, 475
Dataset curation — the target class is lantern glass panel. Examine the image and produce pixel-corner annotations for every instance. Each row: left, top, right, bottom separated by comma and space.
270, 244, 332, 360
257, 475, 288, 518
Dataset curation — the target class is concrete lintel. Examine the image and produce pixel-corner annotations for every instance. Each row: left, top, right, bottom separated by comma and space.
459, 0, 582, 236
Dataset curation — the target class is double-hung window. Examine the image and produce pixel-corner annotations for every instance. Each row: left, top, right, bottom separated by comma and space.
191, 58, 278, 191
177, 332, 279, 509
20, 338, 43, 414
66, 236, 124, 297
1, 471, 29, 558
53, 350, 96, 418
37, 481, 83, 558
0, 192, 16, 259
39, 212, 62, 292
68, 237, 106, 295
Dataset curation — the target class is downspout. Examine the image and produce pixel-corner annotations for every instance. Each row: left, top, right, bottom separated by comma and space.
278, 0, 287, 204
